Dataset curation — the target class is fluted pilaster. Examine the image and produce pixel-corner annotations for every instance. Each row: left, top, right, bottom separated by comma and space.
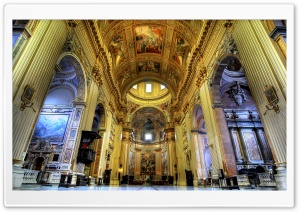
13, 20, 67, 163
233, 20, 286, 164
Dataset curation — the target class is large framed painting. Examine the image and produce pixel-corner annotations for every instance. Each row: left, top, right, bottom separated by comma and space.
31, 114, 70, 143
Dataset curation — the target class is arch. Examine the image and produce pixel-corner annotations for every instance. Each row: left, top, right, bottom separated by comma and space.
44, 85, 76, 106
50, 81, 78, 97
56, 52, 87, 102
211, 55, 243, 104
32, 156, 45, 171
131, 105, 167, 121
191, 104, 207, 132
92, 103, 106, 132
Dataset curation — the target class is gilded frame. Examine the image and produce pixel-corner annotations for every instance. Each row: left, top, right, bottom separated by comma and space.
264, 85, 278, 105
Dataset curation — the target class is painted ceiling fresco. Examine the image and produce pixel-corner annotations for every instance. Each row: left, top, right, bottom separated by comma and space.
110, 34, 126, 66
135, 26, 163, 55
137, 61, 160, 73
98, 20, 206, 106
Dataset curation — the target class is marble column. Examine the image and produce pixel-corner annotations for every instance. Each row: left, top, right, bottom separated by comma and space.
274, 163, 287, 190
234, 20, 287, 189
134, 148, 141, 179
213, 105, 238, 176
174, 124, 187, 186
155, 148, 162, 179
254, 128, 273, 163
236, 127, 250, 163
191, 130, 202, 186
165, 127, 176, 180
120, 127, 131, 177
109, 124, 122, 185
228, 127, 244, 163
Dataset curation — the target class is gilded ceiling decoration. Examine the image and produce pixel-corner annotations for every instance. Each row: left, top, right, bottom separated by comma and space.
88, 20, 213, 116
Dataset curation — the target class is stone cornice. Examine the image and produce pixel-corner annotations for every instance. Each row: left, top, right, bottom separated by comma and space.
86, 20, 126, 114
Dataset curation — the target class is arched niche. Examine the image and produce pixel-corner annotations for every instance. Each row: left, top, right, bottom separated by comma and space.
92, 103, 106, 132
211, 55, 274, 168
24, 54, 88, 175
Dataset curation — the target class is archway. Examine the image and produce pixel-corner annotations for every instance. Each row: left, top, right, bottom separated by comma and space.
33, 157, 44, 171
129, 107, 167, 183
89, 103, 106, 184
212, 55, 274, 173
23, 54, 87, 182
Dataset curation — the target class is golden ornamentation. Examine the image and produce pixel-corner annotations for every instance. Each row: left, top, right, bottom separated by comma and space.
276, 36, 286, 59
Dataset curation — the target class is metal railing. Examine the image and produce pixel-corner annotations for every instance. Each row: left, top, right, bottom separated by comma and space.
258, 173, 276, 187
22, 169, 61, 184
23, 170, 39, 184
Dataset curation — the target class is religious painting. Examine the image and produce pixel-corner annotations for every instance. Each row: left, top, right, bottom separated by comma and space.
264, 85, 278, 105
242, 131, 262, 161
21, 84, 35, 103
31, 114, 69, 144
141, 153, 155, 174
135, 26, 163, 54
172, 34, 190, 66
110, 34, 126, 66
137, 61, 160, 73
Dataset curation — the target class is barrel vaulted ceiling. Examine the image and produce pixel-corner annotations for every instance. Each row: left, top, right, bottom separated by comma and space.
86, 20, 214, 116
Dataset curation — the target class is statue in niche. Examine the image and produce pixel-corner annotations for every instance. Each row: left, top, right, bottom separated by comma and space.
229, 81, 247, 106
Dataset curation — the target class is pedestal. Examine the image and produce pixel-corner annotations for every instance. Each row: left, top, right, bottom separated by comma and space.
274, 164, 287, 190
110, 178, 120, 185
13, 164, 25, 189
177, 180, 187, 186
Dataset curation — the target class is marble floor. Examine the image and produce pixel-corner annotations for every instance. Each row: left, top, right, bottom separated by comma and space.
15, 184, 277, 191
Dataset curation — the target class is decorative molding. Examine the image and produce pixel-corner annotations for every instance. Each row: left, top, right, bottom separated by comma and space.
91, 64, 103, 87
212, 103, 225, 109
195, 66, 207, 88
220, 32, 238, 55
269, 26, 286, 40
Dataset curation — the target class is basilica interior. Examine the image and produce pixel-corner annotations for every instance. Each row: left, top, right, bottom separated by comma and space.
11, 19, 287, 191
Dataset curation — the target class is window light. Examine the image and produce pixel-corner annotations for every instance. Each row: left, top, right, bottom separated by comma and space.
145, 133, 152, 140
146, 83, 152, 92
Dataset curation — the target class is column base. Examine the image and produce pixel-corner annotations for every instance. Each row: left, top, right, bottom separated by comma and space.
177, 180, 187, 186
193, 179, 198, 187
110, 178, 120, 185
13, 164, 25, 189
275, 164, 287, 190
